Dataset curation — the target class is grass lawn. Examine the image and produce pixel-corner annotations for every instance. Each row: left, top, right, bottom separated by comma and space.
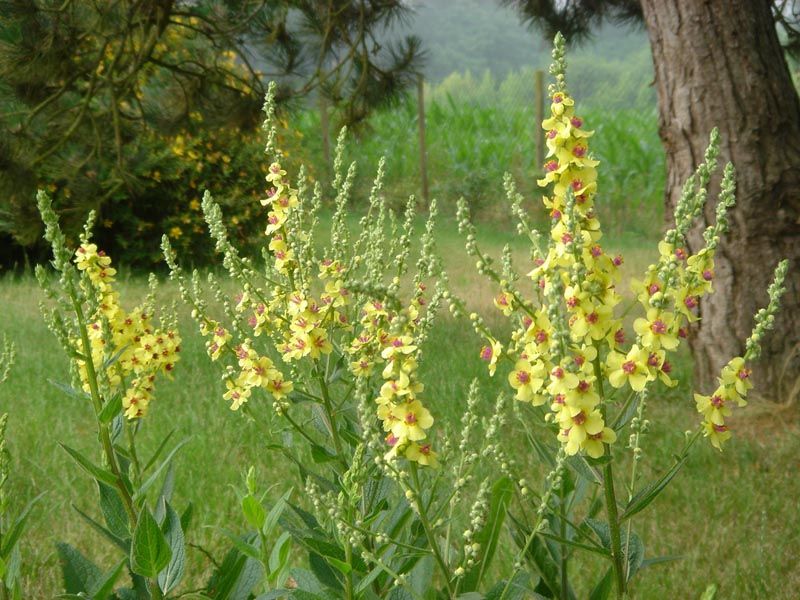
1, 215, 798, 598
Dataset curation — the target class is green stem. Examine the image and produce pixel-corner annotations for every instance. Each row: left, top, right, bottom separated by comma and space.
409, 464, 454, 597
559, 481, 568, 600
150, 582, 164, 600
319, 374, 345, 461
126, 422, 142, 486
592, 348, 626, 598
343, 541, 354, 600
602, 460, 626, 599
499, 451, 564, 600
71, 294, 138, 528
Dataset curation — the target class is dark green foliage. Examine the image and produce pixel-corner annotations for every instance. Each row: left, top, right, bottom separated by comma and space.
0, 0, 422, 267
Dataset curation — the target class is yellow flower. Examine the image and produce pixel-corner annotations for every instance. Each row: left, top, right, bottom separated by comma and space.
493, 291, 514, 316
549, 91, 574, 116
607, 345, 651, 391
307, 328, 333, 359
508, 359, 546, 404
719, 357, 752, 402
702, 421, 731, 450
569, 303, 613, 342
563, 376, 600, 414
381, 336, 417, 361
557, 409, 605, 456
546, 364, 579, 396
266, 374, 293, 400
633, 309, 679, 350
480, 339, 502, 376
224, 379, 252, 410
350, 358, 374, 377
582, 427, 617, 459
695, 388, 732, 426
405, 442, 438, 467
390, 400, 434, 442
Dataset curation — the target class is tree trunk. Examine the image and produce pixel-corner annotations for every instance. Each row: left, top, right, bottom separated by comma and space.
639, 0, 800, 402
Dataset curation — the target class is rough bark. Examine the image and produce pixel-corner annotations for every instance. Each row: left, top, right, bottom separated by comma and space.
639, 0, 800, 401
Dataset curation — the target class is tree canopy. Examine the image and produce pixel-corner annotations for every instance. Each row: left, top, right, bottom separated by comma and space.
0, 0, 423, 263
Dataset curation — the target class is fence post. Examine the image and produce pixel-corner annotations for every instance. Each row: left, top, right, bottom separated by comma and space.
535, 69, 545, 172
417, 74, 430, 206
320, 94, 331, 172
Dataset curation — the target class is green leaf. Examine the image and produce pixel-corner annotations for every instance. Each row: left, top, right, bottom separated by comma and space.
72, 504, 128, 552
130, 508, 172, 578
287, 567, 329, 596
308, 551, 343, 591
143, 429, 175, 473
584, 519, 612, 550
585, 520, 645, 582
89, 559, 126, 600
484, 571, 534, 600
242, 494, 266, 531
408, 554, 434, 598
180, 502, 194, 533
97, 393, 123, 424
325, 555, 351, 575
158, 502, 186, 594
620, 455, 689, 522
205, 540, 263, 600
268, 531, 292, 583
160, 461, 176, 504
537, 530, 610, 557
59, 443, 118, 486
218, 528, 261, 561
508, 516, 564, 599
583, 454, 612, 467
98, 481, 130, 540
103, 344, 130, 370
310, 443, 339, 464
565, 455, 603, 485
56, 543, 101, 595
255, 591, 294, 600
263, 489, 292, 537
588, 568, 613, 600
48, 379, 90, 401
625, 531, 645, 581
133, 438, 190, 503
612, 394, 639, 430
1, 492, 44, 557
460, 476, 513, 592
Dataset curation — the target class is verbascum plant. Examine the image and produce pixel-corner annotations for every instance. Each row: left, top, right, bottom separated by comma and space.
163, 83, 441, 468
453, 33, 788, 599
35, 197, 199, 599
164, 83, 525, 598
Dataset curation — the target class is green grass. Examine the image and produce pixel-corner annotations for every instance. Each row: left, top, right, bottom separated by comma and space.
1, 218, 798, 598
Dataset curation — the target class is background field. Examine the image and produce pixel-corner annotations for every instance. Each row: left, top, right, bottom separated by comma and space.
1, 215, 798, 598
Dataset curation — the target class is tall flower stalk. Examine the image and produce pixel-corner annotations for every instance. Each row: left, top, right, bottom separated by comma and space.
455, 33, 788, 599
